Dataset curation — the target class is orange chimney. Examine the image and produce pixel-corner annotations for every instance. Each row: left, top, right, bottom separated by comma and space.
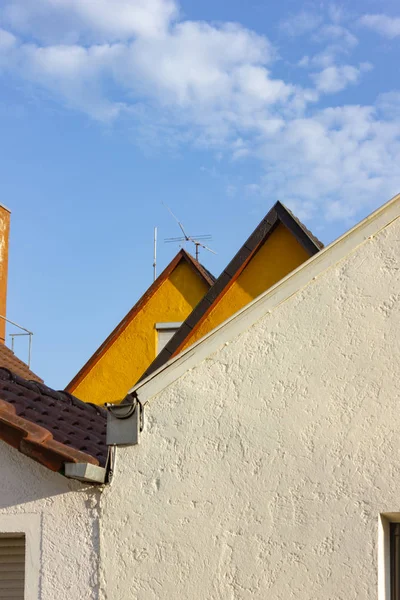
0, 205, 10, 344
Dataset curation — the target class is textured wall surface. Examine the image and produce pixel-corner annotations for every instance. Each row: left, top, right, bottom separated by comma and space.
101, 216, 400, 599
0, 443, 101, 599
181, 224, 310, 352
72, 260, 210, 405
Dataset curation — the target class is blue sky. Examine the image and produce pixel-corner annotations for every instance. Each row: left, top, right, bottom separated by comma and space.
0, 0, 399, 389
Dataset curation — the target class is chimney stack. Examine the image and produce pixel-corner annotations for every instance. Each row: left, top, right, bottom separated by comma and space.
0, 205, 10, 344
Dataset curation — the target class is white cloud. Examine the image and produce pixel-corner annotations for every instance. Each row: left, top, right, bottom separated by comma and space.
313, 63, 372, 94
259, 105, 400, 222
126, 21, 276, 109
0, 13, 291, 127
0, 0, 399, 225
0, 28, 16, 50
360, 14, 400, 39
327, 4, 346, 25
279, 11, 322, 37
378, 91, 400, 119
1, 0, 178, 42
312, 24, 358, 48
298, 56, 310, 68
303, 22, 359, 70
23, 43, 126, 120
291, 15, 359, 72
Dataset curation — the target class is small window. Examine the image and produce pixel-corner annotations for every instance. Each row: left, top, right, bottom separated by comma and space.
155, 322, 182, 355
0, 533, 25, 599
391, 523, 400, 600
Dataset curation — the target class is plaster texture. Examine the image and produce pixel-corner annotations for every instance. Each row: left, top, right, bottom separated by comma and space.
101, 215, 400, 599
0, 442, 101, 599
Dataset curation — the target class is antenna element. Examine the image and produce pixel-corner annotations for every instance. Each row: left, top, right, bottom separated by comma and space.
163, 203, 216, 261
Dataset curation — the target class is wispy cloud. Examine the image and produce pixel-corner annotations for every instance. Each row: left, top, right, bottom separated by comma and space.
313, 63, 372, 94
1, 0, 178, 42
378, 91, 400, 119
259, 105, 400, 222
279, 11, 322, 37
312, 24, 358, 48
360, 14, 400, 39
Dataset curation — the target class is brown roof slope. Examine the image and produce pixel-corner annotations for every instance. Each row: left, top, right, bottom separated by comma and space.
139, 201, 323, 382
65, 248, 214, 393
0, 368, 107, 472
0, 344, 43, 383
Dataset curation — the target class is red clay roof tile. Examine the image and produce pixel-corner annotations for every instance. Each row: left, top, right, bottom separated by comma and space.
0, 344, 42, 382
0, 368, 107, 472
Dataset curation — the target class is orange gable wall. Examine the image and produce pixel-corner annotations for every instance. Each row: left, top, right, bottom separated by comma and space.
180, 224, 310, 352
71, 261, 210, 405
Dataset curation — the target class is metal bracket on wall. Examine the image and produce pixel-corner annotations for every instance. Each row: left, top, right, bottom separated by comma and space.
105, 394, 144, 446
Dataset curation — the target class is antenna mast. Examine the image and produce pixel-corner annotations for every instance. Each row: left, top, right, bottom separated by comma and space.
163, 203, 217, 261
153, 227, 157, 282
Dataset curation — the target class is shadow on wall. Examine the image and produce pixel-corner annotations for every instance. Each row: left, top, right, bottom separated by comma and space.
168, 264, 210, 309
236, 225, 311, 304
0, 441, 100, 510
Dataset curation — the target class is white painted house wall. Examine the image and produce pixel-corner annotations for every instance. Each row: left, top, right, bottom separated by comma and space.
0, 443, 101, 600
101, 209, 400, 599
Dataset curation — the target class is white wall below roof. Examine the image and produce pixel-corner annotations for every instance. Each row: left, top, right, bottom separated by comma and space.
100, 215, 400, 599
0, 443, 101, 600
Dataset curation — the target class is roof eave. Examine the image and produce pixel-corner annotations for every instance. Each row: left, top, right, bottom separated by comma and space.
0, 399, 102, 477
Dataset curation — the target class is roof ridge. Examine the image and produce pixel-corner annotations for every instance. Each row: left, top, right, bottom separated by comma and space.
276, 202, 324, 249
0, 368, 106, 417
179, 248, 216, 285
139, 201, 322, 381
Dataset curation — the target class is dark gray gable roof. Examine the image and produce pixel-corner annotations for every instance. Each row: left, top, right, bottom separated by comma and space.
138, 201, 323, 383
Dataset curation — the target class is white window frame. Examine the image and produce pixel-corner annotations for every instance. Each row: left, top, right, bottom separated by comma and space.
155, 322, 182, 355
379, 513, 400, 600
0, 513, 40, 600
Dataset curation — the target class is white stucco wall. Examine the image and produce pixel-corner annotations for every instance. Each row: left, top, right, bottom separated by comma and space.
101, 212, 400, 599
0, 443, 101, 599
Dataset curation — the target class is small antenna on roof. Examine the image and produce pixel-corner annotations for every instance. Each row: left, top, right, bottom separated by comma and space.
163, 202, 217, 261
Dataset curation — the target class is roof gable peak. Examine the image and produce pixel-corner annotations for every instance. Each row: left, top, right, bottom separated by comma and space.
139, 201, 322, 381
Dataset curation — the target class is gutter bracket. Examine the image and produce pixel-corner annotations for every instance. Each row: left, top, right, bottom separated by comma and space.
105, 393, 143, 446
64, 462, 106, 484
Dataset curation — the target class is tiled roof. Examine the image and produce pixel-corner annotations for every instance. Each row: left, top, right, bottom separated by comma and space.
0, 344, 43, 382
0, 368, 108, 472
140, 201, 323, 382
284, 205, 324, 250
182, 250, 216, 286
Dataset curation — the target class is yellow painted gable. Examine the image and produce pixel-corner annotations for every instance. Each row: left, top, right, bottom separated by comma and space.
70, 259, 210, 405
180, 224, 310, 352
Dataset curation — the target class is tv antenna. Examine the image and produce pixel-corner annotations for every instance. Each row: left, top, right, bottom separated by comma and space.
163, 203, 217, 261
